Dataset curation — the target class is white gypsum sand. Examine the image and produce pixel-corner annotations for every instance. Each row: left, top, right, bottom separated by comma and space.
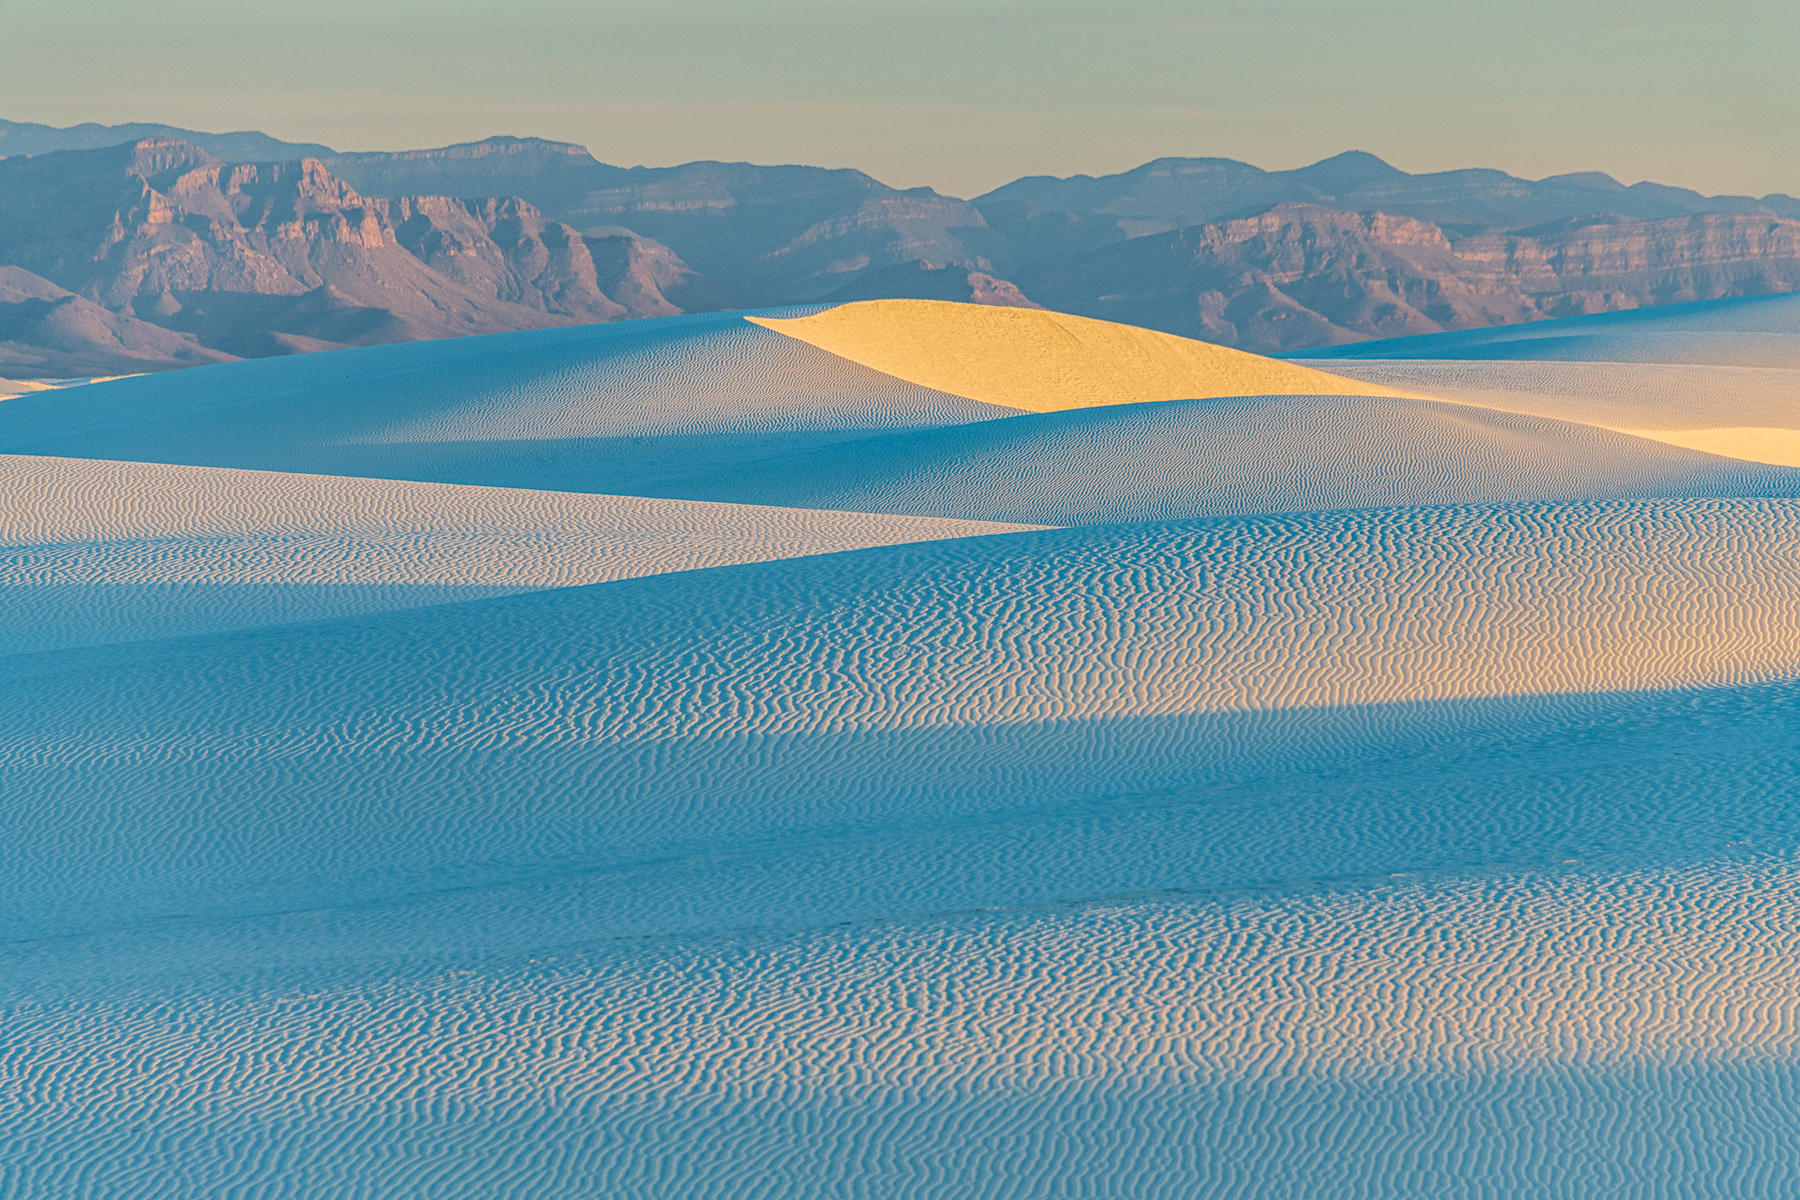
5, 296, 1800, 1197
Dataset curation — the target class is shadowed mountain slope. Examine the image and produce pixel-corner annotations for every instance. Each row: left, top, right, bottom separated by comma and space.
977, 149, 1800, 252
1018, 205, 1800, 349
0, 265, 229, 375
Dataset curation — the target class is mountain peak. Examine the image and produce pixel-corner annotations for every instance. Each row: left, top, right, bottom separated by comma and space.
1540, 170, 1626, 191
1288, 150, 1407, 188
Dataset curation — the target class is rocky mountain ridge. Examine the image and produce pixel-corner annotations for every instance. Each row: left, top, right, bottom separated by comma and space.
3, 121, 1799, 374
0, 138, 748, 370
1019, 204, 1800, 350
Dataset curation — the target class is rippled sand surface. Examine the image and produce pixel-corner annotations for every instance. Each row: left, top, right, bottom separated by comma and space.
4, 298, 1800, 1197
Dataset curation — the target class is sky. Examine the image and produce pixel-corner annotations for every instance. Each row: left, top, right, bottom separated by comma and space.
6, 0, 1798, 199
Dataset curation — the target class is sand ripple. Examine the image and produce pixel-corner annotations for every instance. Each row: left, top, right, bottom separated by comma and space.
0, 453, 1036, 651
5, 498, 1800, 940
6, 861, 1800, 1197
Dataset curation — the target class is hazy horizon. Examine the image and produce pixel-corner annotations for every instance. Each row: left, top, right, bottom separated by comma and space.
7, 0, 1796, 199
23, 117, 1788, 203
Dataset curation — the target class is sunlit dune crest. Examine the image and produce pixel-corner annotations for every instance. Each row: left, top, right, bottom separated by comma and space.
750, 299, 1405, 412
0, 374, 130, 402
0, 376, 55, 400
1627, 425, 1800, 466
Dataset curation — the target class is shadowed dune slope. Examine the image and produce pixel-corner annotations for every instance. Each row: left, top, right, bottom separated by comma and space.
655, 391, 1800, 523
0, 309, 1012, 488
1302, 290, 1800, 367
749, 298, 1407, 412
1304, 358, 1800, 468
7, 498, 1800, 941
0, 453, 1037, 653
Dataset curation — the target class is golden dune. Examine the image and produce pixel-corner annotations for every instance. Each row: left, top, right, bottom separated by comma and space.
1613, 426, 1800, 467
749, 300, 1408, 413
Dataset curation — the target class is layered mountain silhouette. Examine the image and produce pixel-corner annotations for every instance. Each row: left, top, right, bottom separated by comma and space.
4, 119, 1800, 373
0, 118, 331, 162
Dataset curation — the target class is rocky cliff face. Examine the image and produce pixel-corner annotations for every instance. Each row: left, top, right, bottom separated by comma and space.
328, 139, 998, 298
822, 262, 1041, 308
1020, 205, 1524, 349
317, 139, 1800, 352
1455, 214, 1800, 310
376, 194, 628, 322
0, 139, 743, 370
0, 140, 532, 327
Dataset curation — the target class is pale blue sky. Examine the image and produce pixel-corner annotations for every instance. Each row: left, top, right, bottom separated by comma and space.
7, 0, 1797, 197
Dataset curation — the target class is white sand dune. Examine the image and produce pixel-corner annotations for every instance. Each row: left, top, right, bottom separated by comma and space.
11, 298, 1793, 517
662, 390, 1800, 523
0, 453, 1035, 652
10, 297, 1800, 1196
1302, 290, 1800, 367
0, 310, 1010, 490
1296, 294, 1800, 468
7, 498, 1800, 941
0, 376, 55, 400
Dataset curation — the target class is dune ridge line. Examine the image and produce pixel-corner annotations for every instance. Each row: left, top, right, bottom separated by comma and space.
749, 299, 1414, 413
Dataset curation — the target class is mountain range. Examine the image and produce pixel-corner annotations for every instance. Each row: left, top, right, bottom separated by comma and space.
4, 117, 1800, 375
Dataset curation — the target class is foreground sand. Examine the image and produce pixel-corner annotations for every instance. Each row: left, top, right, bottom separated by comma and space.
4, 300, 1800, 1197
